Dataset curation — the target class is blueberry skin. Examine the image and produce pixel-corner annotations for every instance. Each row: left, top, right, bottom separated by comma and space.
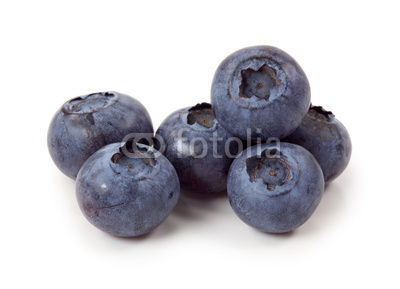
283, 105, 352, 183
227, 142, 324, 233
211, 45, 310, 141
76, 142, 180, 237
48, 92, 153, 179
155, 103, 242, 194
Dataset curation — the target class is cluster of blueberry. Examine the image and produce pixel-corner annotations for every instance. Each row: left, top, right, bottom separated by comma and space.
48, 45, 351, 237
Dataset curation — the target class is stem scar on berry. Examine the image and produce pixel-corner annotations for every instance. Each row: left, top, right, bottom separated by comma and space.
249, 156, 291, 191
187, 103, 215, 128
73, 97, 109, 111
111, 139, 153, 167
239, 65, 280, 101
254, 157, 290, 180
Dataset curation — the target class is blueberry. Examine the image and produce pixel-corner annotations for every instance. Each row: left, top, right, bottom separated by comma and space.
211, 45, 310, 141
76, 141, 180, 237
155, 103, 242, 194
283, 105, 352, 183
48, 91, 153, 179
227, 142, 324, 233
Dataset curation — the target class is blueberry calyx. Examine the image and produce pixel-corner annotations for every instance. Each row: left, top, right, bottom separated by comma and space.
244, 148, 294, 194
248, 155, 291, 191
111, 139, 155, 171
64, 91, 117, 114
187, 102, 215, 128
309, 104, 335, 120
240, 65, 280, 101
227, 54, 289, 110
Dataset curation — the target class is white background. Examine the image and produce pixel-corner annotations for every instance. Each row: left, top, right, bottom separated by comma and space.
1, 1, 399, 288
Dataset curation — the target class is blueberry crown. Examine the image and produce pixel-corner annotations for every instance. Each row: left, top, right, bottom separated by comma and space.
309, 104, 335, 119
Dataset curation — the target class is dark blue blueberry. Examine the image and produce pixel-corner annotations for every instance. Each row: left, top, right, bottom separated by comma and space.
211, 45, 310, 141
283, 105, 352, 183
76, 141, 180, 237
48, 92, 153, 179
227, 142, 324, 233
155, 103, 242, 195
